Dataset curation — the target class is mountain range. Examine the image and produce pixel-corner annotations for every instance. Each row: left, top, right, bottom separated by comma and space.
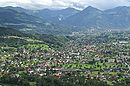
0, 7, 74, 35
33, 8, 79, 23
0, 6, 130, 35
62, 6, 130, 30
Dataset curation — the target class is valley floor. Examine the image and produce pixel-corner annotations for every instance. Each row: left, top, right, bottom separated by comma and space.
1, 30, 130, 86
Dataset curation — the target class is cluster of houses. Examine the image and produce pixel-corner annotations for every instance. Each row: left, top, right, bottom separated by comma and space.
1, 39, 130, 83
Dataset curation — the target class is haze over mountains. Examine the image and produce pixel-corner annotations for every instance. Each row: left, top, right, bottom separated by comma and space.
0, 6, 130, 35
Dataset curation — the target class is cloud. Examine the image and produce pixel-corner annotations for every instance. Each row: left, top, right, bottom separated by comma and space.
86, 0, 130, 10
0, 0, 130, 10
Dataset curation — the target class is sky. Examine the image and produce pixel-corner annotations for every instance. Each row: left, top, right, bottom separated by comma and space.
0, 0, 130, 10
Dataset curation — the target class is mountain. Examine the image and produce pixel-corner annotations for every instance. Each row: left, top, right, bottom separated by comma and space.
4, 6, 79, 23
62, 6, 130, 30
0, 7, 46, 34
104, 6, 130, 29
33, 7, 79, 23
62, 6, 104, 27
1, 6, 130, 34
4, 6, 34, 14
0, 7, 72, 35
0, 7, 44, 24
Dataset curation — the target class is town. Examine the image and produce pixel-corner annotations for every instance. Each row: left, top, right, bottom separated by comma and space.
1, 30, 130, 85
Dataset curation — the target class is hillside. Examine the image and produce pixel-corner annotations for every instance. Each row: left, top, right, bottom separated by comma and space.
0, 27, 29, 36
0, 27, 69, 48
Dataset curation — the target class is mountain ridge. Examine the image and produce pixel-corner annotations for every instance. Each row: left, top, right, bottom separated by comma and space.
62, 6, 130, 30
0, 6, 130, 35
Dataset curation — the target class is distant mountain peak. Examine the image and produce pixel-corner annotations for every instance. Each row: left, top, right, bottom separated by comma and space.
63, 7, 78, 11
5, 6, 21, 8
115, 6, 130, 8
87, 6, 95, 9
83, 6, 102, 12
78, 6, 102, 15
105, 6, 130, 14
